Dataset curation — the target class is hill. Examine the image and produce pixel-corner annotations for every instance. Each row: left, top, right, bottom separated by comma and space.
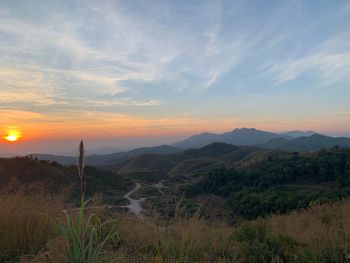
183, 147, 350, 219
0, 156, 132, 202
104, 142, 262, 177
31, 144, 183, 166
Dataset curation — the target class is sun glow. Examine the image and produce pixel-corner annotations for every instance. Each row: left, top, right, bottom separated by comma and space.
4, 130, 21, 142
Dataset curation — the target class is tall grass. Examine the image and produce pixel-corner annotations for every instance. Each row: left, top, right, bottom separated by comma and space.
0, 185, 64, 263
108, 214, 237, 262
267, 200, 350, 262
56, 141, 117, 263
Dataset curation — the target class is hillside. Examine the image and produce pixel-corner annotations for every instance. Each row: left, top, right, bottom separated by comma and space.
104, 142, 269, 182
183, 147, 350, 219
0, 156, 132, 202
168, 157, 223, 178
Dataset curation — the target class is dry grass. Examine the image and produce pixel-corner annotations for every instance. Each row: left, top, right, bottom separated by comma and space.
2, 180, 350, 263
0, 185, 66, 263
267, 199, 350, 261
107, 214, 237, 262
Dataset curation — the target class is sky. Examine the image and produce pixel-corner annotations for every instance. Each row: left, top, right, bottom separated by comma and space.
0, 0, 350, 154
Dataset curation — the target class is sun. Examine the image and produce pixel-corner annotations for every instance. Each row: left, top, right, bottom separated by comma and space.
4, 130, 21, 142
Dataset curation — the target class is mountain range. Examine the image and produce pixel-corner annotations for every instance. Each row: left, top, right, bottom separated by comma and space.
173, 128, 291, 148
173, 128, 350, 151
12, 128, 350, 166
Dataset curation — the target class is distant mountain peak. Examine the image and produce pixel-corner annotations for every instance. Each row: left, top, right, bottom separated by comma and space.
174, 127, 288, 148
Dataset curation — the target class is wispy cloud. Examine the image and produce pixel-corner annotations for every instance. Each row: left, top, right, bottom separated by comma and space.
262, 41, 350, 85
0, 0, 349, 143
0, 0, 258, 106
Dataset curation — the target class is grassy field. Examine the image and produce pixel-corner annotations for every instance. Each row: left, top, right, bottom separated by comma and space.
1, 184, 350, 262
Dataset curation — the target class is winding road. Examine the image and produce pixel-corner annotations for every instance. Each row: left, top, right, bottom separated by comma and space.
124, 183, 146, 220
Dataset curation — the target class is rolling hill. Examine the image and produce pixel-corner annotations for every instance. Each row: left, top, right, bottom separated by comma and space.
105, 142, 282, 182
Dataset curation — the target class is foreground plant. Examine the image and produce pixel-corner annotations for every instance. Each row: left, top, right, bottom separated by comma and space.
57, 141, 117, 263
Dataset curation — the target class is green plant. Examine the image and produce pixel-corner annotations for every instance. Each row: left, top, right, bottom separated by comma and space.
57, 141, 118, 263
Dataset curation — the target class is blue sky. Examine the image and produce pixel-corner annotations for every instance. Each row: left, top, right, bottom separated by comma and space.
0, 0, 350, 153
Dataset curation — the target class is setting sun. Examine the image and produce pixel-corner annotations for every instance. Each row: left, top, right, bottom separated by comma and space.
4, 130, 21, 142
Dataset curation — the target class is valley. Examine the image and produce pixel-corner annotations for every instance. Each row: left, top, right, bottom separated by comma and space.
3, 131, 350, 222
1, 131, 350, 262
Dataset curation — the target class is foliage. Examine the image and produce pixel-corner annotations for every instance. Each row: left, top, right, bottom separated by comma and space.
184, 147, 350, 218
56, 201, 117, 263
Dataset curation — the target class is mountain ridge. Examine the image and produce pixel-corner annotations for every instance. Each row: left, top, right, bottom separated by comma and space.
174, 128, 291, 148
25, 128, 350, 166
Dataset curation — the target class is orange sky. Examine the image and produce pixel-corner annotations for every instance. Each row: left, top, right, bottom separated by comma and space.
1, 109, 350, 142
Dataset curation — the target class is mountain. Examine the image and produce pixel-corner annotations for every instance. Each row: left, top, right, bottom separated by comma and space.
175, 128, 350, 152
31, 145, 183, 166
280, 130, 316, 138
260, 134, 350, 152
174, 128, 290, 148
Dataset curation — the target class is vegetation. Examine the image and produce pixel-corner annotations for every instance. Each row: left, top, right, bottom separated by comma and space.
56, 141, 118, 263
2, 145, 350, 262
184, 147, 350, 218
0, 156, 133, 205
2, 187, 350, 262
0, 188, 63, 262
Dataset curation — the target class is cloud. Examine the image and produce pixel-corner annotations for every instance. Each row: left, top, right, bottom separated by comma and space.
0, 0, 259, 105
0, 0, 349, 142
259, 15, 350, 85
263, 50, 350, 85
